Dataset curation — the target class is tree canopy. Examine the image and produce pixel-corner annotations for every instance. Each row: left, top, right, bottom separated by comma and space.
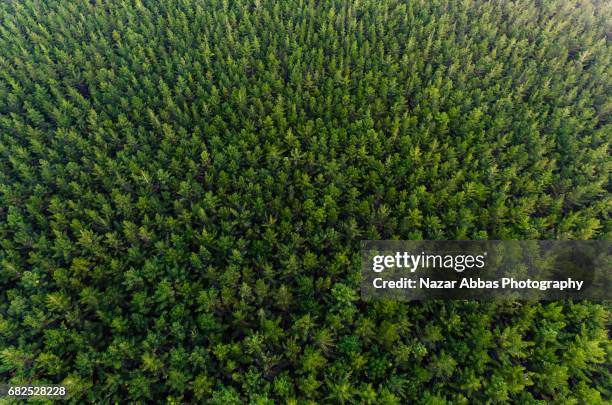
0, 0, 610, 403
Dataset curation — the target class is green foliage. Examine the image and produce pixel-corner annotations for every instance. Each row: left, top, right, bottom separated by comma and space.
0, 0, 611, 403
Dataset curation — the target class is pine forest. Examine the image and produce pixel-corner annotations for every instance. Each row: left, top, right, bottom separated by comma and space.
0, 0, 611, 403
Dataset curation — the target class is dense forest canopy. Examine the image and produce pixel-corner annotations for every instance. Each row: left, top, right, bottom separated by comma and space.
0, 0, 610, 403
